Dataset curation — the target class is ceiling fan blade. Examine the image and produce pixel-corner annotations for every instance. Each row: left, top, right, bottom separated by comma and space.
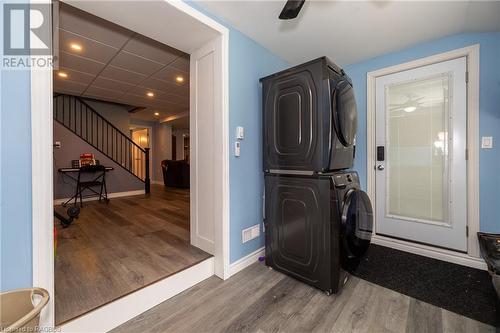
279, 0, 305, 20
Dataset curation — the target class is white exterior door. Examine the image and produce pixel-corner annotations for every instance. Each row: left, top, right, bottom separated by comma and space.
190, 38, 223, 255
375, 57, 467, 251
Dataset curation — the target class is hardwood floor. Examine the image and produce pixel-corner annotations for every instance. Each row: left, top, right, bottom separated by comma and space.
54, 185, 211, 325
112, 262, 495, 333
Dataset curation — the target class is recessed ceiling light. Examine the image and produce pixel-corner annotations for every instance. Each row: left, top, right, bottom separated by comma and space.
70, 43, 82, 51
147, 92, 154, 97
176, 76, 184, 83
58, 72, 68, 78
403, 106, 417, 113
154, 112, 160, 116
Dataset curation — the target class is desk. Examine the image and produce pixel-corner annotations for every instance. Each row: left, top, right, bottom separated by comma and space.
58, 167, 114, 173
58, 167, 114, 206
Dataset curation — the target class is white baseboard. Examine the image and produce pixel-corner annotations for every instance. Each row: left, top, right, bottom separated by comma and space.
372, 235, 487, 270
229, 247, 265, 277
59, 257, 214, 333
54, 190, 145, 205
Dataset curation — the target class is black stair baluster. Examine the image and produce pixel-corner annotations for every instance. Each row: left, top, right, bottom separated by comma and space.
73, 96, 76, 132
79, 100, 82, 136
62, 95, 65, 125
69, 96, 71, 130
102, 117, 104, 152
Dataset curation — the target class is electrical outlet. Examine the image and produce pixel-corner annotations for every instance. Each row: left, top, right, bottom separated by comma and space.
481, 136, 493, 149
242, 224, 260, 243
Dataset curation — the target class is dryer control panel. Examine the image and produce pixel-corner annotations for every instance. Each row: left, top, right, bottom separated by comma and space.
332, 172, 358, 187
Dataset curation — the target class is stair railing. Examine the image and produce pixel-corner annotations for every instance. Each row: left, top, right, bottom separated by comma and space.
53, 94, 150, 193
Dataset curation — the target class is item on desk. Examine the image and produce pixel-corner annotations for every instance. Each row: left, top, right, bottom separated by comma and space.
80, 153, 96, 167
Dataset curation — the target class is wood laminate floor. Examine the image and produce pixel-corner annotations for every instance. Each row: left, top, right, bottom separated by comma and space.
112, 262, 495, 333
54, 185, 211, 325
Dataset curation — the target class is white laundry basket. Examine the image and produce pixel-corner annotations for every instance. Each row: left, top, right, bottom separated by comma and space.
0, 287, 49, 332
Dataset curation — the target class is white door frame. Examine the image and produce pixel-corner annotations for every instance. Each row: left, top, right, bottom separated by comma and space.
366, 45, 486, 270
31, 0, 230, 328
130, 125, 154, 179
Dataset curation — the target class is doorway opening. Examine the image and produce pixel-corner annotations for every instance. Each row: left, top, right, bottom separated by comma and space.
32, 0, 229, 329
51, 3, 211, 325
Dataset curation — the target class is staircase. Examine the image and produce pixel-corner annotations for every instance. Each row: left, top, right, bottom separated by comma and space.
53, 94, 150, 193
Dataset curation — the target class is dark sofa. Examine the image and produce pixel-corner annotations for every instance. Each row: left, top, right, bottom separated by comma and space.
161, 159, 190, 188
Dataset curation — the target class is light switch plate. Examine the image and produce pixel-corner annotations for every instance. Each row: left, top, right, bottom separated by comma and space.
236, 126, 244, 140
481, 136, 493, 149
234, 142, 241, 157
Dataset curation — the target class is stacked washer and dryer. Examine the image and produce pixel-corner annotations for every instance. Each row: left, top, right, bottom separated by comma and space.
261, 57, 374, 295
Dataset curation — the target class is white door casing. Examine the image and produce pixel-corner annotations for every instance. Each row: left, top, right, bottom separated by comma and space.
375, 57, 467, 251
367, 45, 481, 268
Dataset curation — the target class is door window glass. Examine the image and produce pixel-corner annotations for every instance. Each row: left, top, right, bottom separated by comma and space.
385, 73, 450, 224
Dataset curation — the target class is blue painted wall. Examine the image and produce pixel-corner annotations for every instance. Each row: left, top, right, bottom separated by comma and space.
343, 32, 500, 233
227, 29, 289, 262
0, 65, 33, 291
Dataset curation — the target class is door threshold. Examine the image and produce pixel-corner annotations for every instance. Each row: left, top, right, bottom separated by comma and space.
57, 257, 214, 333
376, 233, 467, 254
371, 234, 487, 271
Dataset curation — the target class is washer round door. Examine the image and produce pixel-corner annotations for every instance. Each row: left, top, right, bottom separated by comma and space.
331, 79, 358, 147
341, 189, 373, 259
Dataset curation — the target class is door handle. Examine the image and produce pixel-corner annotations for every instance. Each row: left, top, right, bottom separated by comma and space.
377, 164, 385, 171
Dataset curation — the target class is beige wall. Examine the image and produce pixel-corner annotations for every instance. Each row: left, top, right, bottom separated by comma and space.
154, 123, 173, 181
173, 129, 189, 160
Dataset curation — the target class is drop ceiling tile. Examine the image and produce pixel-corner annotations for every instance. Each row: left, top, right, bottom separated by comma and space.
152, 66, 189, 86
83, 86, 125, 102
172, 85, 190, 98
59, 3, 133, 49
131, 109, 166, 121
100, 66, 147, 85
53, 79, 88, 95
54, 67, 95, 85
58, 51, 106, 75
123, 34, 182, 65
158, 93, 189, 106
170, 56, 190, 72
120, 94, 156, 108
92, 76, 135, 94
110, 51, 164, 76
139, 77, 179, 94
128, 86, 162, 99
149, 99, 186, 111
59, 29, 119, 64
